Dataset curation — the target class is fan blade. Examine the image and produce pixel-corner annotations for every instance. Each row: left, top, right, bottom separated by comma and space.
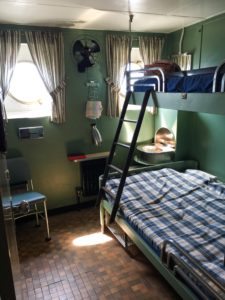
89, 40, 100, 53
73, 40, 85, 54
78, 56, 94, 73
88, 54, 95, 65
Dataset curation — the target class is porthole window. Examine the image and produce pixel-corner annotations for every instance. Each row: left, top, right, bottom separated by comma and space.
119, 48, 144, 111
121, 47, 144, 94
5, 43, 52, 119
120, 47, 144, 101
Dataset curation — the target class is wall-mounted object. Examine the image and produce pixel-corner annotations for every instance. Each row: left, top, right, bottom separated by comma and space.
86, 101, 103, 119
67, 151, 109, 162
91, 123, 102, 146
72, 38, 100, 73
135, 127, 175, 165
85, 81, 102, 119
171, 28, 192, 70
86, 81, 99, 88
18, 126, 44, 139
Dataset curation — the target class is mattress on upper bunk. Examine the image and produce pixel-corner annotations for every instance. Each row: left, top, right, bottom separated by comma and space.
133, 67, 218, 93
105, 168, 225, 292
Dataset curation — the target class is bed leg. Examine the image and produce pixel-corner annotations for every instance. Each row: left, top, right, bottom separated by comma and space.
100, 202, 106, 234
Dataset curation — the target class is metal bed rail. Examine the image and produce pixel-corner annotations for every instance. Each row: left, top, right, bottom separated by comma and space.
126, 67, 166, 92
220, 73, 225, 92
127, 61, 225, 93
212, 59, 225, 92
161, 239, 225, 300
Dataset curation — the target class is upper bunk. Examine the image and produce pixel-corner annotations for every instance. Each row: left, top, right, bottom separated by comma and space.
127, 60, 225, 115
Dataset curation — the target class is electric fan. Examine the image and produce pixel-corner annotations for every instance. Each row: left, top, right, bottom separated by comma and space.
72, 39, 100, 73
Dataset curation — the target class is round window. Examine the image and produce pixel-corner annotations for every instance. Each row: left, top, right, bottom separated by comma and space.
9, 61, 48, 105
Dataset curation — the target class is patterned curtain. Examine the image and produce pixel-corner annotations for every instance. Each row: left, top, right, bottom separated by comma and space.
0, 30, 21, 119
139, 36, 165, 65
25, 31, 66, 124
106, 34, 130, 117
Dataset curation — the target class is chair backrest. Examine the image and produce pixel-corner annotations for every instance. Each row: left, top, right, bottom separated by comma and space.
7, 157, 31, 186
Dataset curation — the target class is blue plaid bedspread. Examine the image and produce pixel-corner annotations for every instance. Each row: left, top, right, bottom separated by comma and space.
105, 168, 225, 293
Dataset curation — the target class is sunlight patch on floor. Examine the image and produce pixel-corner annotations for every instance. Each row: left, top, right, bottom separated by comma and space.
72, 232, 113, 246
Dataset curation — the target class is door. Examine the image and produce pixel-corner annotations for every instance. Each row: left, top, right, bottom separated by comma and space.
0, 103, 20, 300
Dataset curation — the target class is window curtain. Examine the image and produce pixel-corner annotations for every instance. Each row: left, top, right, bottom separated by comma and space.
171, 53, 192, 70
106, 34, 130, 117
0, 30, 21, 118
25, 31, 66, 124
139, 36, 165, 65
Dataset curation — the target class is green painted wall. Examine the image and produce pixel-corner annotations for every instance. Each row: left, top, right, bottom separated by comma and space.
4, 25, 158, 209
155, 108, 177, 140
187, 113, 225, 181
115, 107, 155, 168
164, 13, 225, 180
5, 11, 225, 208
163, 25, 202, 69
165, 13, 225, 68
6, 28, 113, 209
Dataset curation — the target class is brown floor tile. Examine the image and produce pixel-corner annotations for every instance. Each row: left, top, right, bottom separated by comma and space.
14, 207, 181, 299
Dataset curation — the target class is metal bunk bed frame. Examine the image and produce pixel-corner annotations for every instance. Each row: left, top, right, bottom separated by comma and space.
127, 60, 225, 93
99, 159, 225, 299
127, 67, 166, 92
100, 192, 198, 300
161, 240, 225, 300
97, 62, 225, 299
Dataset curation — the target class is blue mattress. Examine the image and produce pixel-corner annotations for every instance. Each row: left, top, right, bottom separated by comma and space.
105, 168, 225, 295
132, 77, 159, 92
133, 68, 217, 93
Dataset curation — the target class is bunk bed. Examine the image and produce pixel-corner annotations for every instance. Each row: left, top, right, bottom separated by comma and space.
98, 61, 225, 300
128, 60, 225, 115
129, 60, 225, 93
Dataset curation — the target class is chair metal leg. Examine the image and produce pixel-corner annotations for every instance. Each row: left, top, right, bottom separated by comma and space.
34, 204, 40, 227
43, 200, 51, 241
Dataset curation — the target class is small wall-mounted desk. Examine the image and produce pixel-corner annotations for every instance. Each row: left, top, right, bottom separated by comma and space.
68, 151, 109, 163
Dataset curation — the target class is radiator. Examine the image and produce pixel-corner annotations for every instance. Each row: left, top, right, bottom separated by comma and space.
80, 158, 106, 197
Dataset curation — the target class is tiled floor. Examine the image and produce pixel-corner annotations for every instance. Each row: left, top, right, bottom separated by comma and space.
15, 206, 181, 300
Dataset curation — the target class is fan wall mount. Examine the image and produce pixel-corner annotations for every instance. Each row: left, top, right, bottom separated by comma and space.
72, 38, 100, 73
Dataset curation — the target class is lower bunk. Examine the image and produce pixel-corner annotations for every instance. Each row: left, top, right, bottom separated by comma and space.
99, 161, 225, 300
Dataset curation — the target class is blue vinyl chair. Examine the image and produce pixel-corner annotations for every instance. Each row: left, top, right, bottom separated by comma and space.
7, 157, 51, 241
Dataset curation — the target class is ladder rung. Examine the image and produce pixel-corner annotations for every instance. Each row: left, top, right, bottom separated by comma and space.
116, 142, 130, 149
108, 164, 123, 174
101, 187, 116, 199
122, 118, 137, 124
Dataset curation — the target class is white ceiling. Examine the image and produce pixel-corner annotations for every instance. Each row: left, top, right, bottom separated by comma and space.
0, 0, 225, 33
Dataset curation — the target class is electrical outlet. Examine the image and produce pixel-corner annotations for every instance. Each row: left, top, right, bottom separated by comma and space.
18, 126, 44, 139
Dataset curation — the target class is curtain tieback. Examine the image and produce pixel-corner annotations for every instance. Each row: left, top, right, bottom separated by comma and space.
105, 77, 120, 93
50, 80, 66, 97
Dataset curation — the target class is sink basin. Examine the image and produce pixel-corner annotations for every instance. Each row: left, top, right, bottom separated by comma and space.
135, 127, 176, 165
136, 143, 175, 164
